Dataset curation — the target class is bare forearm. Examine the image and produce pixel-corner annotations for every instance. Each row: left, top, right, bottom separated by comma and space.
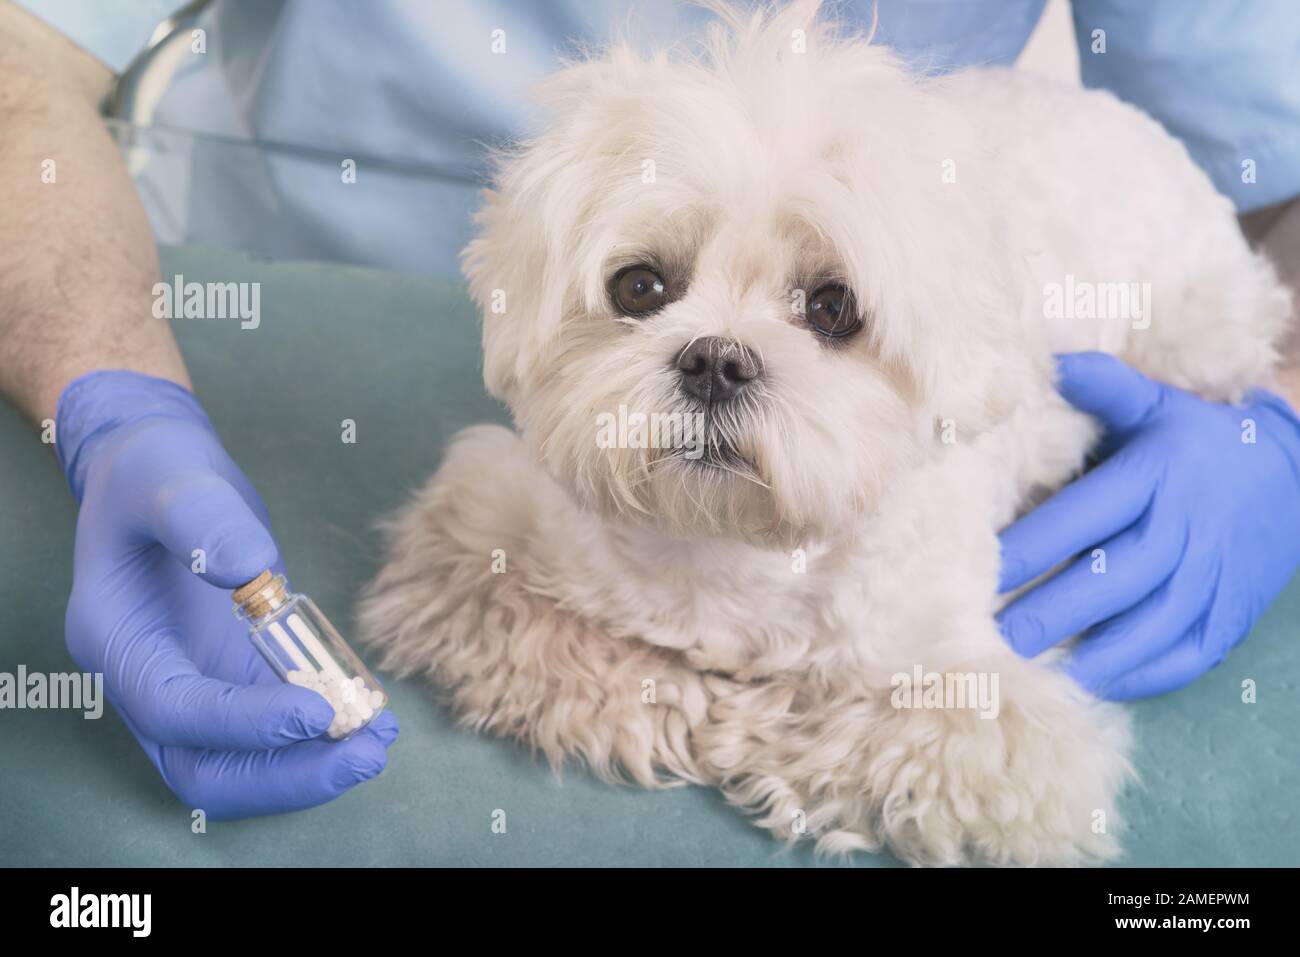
0, 1, 189, 426
1240, 197, 1300, 410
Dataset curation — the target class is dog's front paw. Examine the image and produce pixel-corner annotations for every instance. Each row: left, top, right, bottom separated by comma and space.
697, 661, 1132, 865
875, 665, 1133, 866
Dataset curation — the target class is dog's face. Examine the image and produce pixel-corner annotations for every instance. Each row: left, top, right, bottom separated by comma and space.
464, 3, 1023, 548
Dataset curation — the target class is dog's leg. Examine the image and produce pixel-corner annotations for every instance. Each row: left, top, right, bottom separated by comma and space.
695, 643, 1132, 865
358, 425, 710, 787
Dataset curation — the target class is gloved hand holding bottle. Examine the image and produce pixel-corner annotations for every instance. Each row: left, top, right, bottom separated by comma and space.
997, 352, 1300, 700
57, 369, 399, 819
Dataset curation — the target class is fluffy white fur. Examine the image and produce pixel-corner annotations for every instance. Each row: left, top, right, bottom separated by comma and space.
359, 1, 1291, 864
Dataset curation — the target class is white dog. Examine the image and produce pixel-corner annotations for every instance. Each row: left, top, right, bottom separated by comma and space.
359, 1, 1290, 864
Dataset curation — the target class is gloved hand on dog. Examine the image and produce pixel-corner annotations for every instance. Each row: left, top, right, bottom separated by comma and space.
997, 351, 1300, 700
57, 370, 398, 818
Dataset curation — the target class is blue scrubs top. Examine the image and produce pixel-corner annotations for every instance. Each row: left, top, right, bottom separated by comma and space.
16, 0, 1300, 276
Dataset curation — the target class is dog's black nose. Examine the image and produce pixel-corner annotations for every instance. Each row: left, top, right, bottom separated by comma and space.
675, 336, 762, 405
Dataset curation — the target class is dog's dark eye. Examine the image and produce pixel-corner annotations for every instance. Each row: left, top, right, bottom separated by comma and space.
806, 283, 863, 338
612, 266, 667, 316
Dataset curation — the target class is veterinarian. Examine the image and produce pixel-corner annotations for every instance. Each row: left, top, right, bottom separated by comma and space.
2, 0, 1297, 818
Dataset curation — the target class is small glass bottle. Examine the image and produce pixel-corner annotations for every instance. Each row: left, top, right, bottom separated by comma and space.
232, 570, 388, 741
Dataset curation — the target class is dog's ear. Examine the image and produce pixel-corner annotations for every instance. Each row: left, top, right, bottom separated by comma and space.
912, 171, 1047, 441
460, 188, 551, 408
831, 89, 1044, 441
460, 53, 651, 408
885, 180, 1041, 441
459, 157, 581, 407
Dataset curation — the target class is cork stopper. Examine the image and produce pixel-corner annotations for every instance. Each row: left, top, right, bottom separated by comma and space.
232, 570, 286, 619
232, 570, 273, 604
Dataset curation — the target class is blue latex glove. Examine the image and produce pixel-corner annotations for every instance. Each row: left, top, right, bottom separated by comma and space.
57, 370, 398, 819
997, 352, 1300, 700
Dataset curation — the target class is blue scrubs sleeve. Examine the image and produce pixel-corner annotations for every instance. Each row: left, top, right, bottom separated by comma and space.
1072, 0, 1300, 212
